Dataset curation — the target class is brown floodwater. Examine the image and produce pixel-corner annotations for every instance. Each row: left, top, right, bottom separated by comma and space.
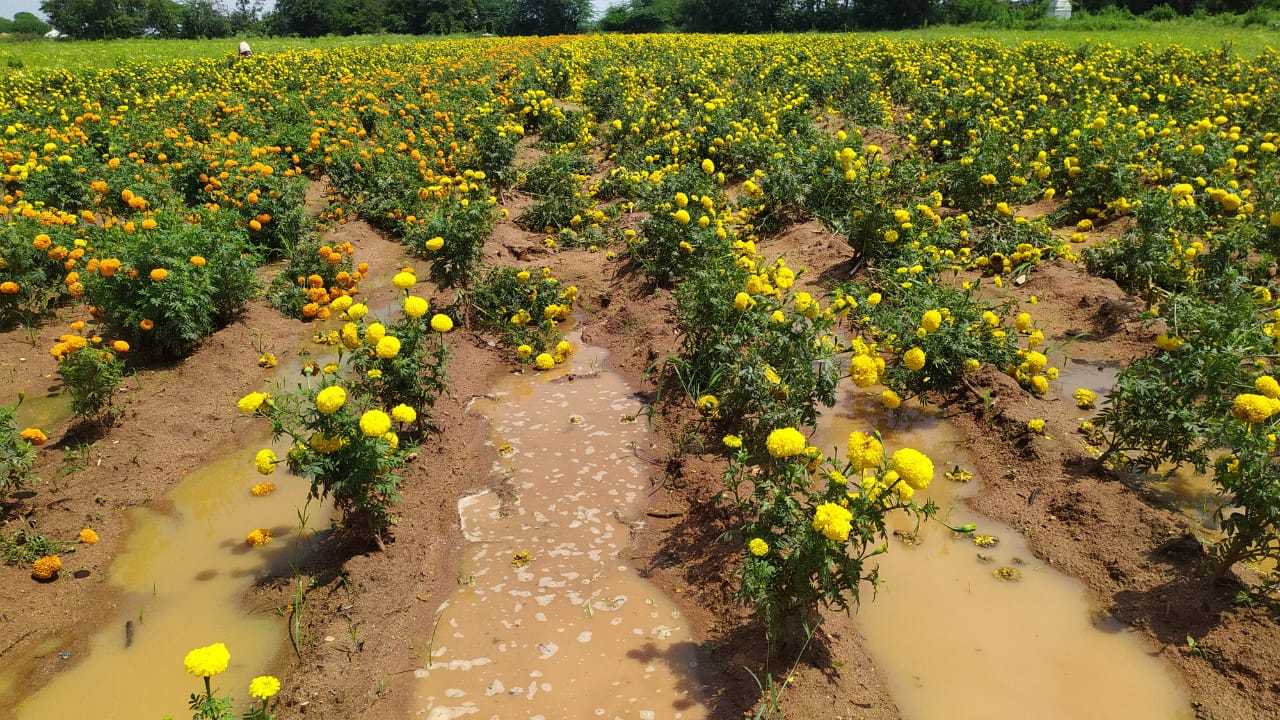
815, 386, 1194, 720
9, 430, 328, 720
409, 335, 705, 720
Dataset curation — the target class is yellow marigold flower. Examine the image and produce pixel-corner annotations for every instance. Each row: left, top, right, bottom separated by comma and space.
867, 292, 881, 306
404, 295, 428, 319
79, 528, 98, 544
347, 303, 369, 320
534, 352, 555, 370
1030, 375, 1049, 395
254, 449, 278, 475
701, 159, 715, 174
237, 391, 269, 414
847, 431, 883, 471
1073, 388, 1097, 409
431, 314, 454, 333
850, 355, 878, 388
517, 344, 533, 359
384, 431, 399, 450
258, 352, 276, 368
391, 404, 416, 423
674, 209, 691, 225
748, 538, 769, 556
341, 322, 361, 350
330, 295, 353, 313
903, 347, 926, 371
315, 385, 346, 414
812, 502, 853, 542
375, 336, 400, 359
1015, 312, 1033, 333
1155, 334, 1183, 351
184, 642, 231, 678
1024, 351, 1047, 374
19, 427, 47, 446
734, 292, 753, 311
921, 309, 942, 333
891, 447, 934, 490
31, 555, 61, 580
364, 322, 385, 344
1027, 418, 1046, 434
1255, 375, 1280, 399
360, 410, 392, 438
250, 482, 276, 497
881, 389, 902, 409
766, 427, 807, 458
246, 528, 273, 547
1232, 393, 1276, 424
249, 675, 281, 700
392, 271, 416, 290
723, 434, 743, 448
696, 394, 720, 418
555, 340, 573, 358
426, 236, 445, 251
964, 358, 980, 372
111, 340, 130, 353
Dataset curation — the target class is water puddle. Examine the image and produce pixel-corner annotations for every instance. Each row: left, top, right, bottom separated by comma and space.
12, 388, 73, 432
10, 429, 328, 720
1055, 358, 1120, 419
409, 335, 705, 720
815, 387, 1193, 720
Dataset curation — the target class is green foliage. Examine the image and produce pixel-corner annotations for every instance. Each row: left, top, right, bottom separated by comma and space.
1099, 275, 1280, 573
0, 399, 39, 499
1, 527, 69, 566
56, 343, 125, 424
83, 211, 258, 358
723, 431, 941, 640
343, 302, 452, 427
671, 249, 842, 439
402, 181, 497, 290
267, 239, 359, 320
469, 265, 576, 356
845, 270, 1022, 400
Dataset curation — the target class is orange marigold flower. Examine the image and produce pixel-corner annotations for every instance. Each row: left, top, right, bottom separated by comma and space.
140, 319, 155, 331
19, 427, 47, 445
190, 256, 206, 266
31, 555, 61, 580
111, 340, 129, 353
150, 268, 168, 281
0, 281, 19, 294
79, 528, 99, 544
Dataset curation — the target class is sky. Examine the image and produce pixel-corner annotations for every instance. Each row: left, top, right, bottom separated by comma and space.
2, 0, 621, 24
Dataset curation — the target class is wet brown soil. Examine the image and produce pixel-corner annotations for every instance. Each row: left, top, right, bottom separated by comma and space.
2, 180, 1279, 720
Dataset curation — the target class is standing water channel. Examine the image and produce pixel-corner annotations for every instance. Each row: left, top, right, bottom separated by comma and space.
9, 378, 331, 720
410, 335, 705, 720
815, 384, 1194, 720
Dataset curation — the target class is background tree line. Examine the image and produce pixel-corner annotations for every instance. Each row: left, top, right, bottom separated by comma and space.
35, 0, 590, 38
31, 0, 1280, 40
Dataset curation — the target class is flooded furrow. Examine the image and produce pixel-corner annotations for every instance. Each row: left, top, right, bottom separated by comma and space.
815, 385, 1194, 720
10, 415, 329, 720
410, 335, 705, 720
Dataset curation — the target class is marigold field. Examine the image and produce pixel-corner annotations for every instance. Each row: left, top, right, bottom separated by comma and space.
3, 32, 1280, 720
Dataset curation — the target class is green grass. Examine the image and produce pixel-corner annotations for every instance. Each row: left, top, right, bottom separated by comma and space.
885, 19, 1279, 57
0, 34, 433, 70
2, 19, 1276, 72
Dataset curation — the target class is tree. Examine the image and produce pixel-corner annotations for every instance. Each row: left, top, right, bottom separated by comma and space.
12, 11, 52, 34
180, 0, 231, 37
41, 0, 153, 38
509, 0, 590, 34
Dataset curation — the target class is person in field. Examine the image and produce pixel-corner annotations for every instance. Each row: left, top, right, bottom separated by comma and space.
239, 41, 252, 58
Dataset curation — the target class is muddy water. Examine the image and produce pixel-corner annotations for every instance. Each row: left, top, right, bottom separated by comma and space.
816, 387, 1194, 720
12, 389, 73, 432
12, 431, 327, 720
409, 337, 705, 720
